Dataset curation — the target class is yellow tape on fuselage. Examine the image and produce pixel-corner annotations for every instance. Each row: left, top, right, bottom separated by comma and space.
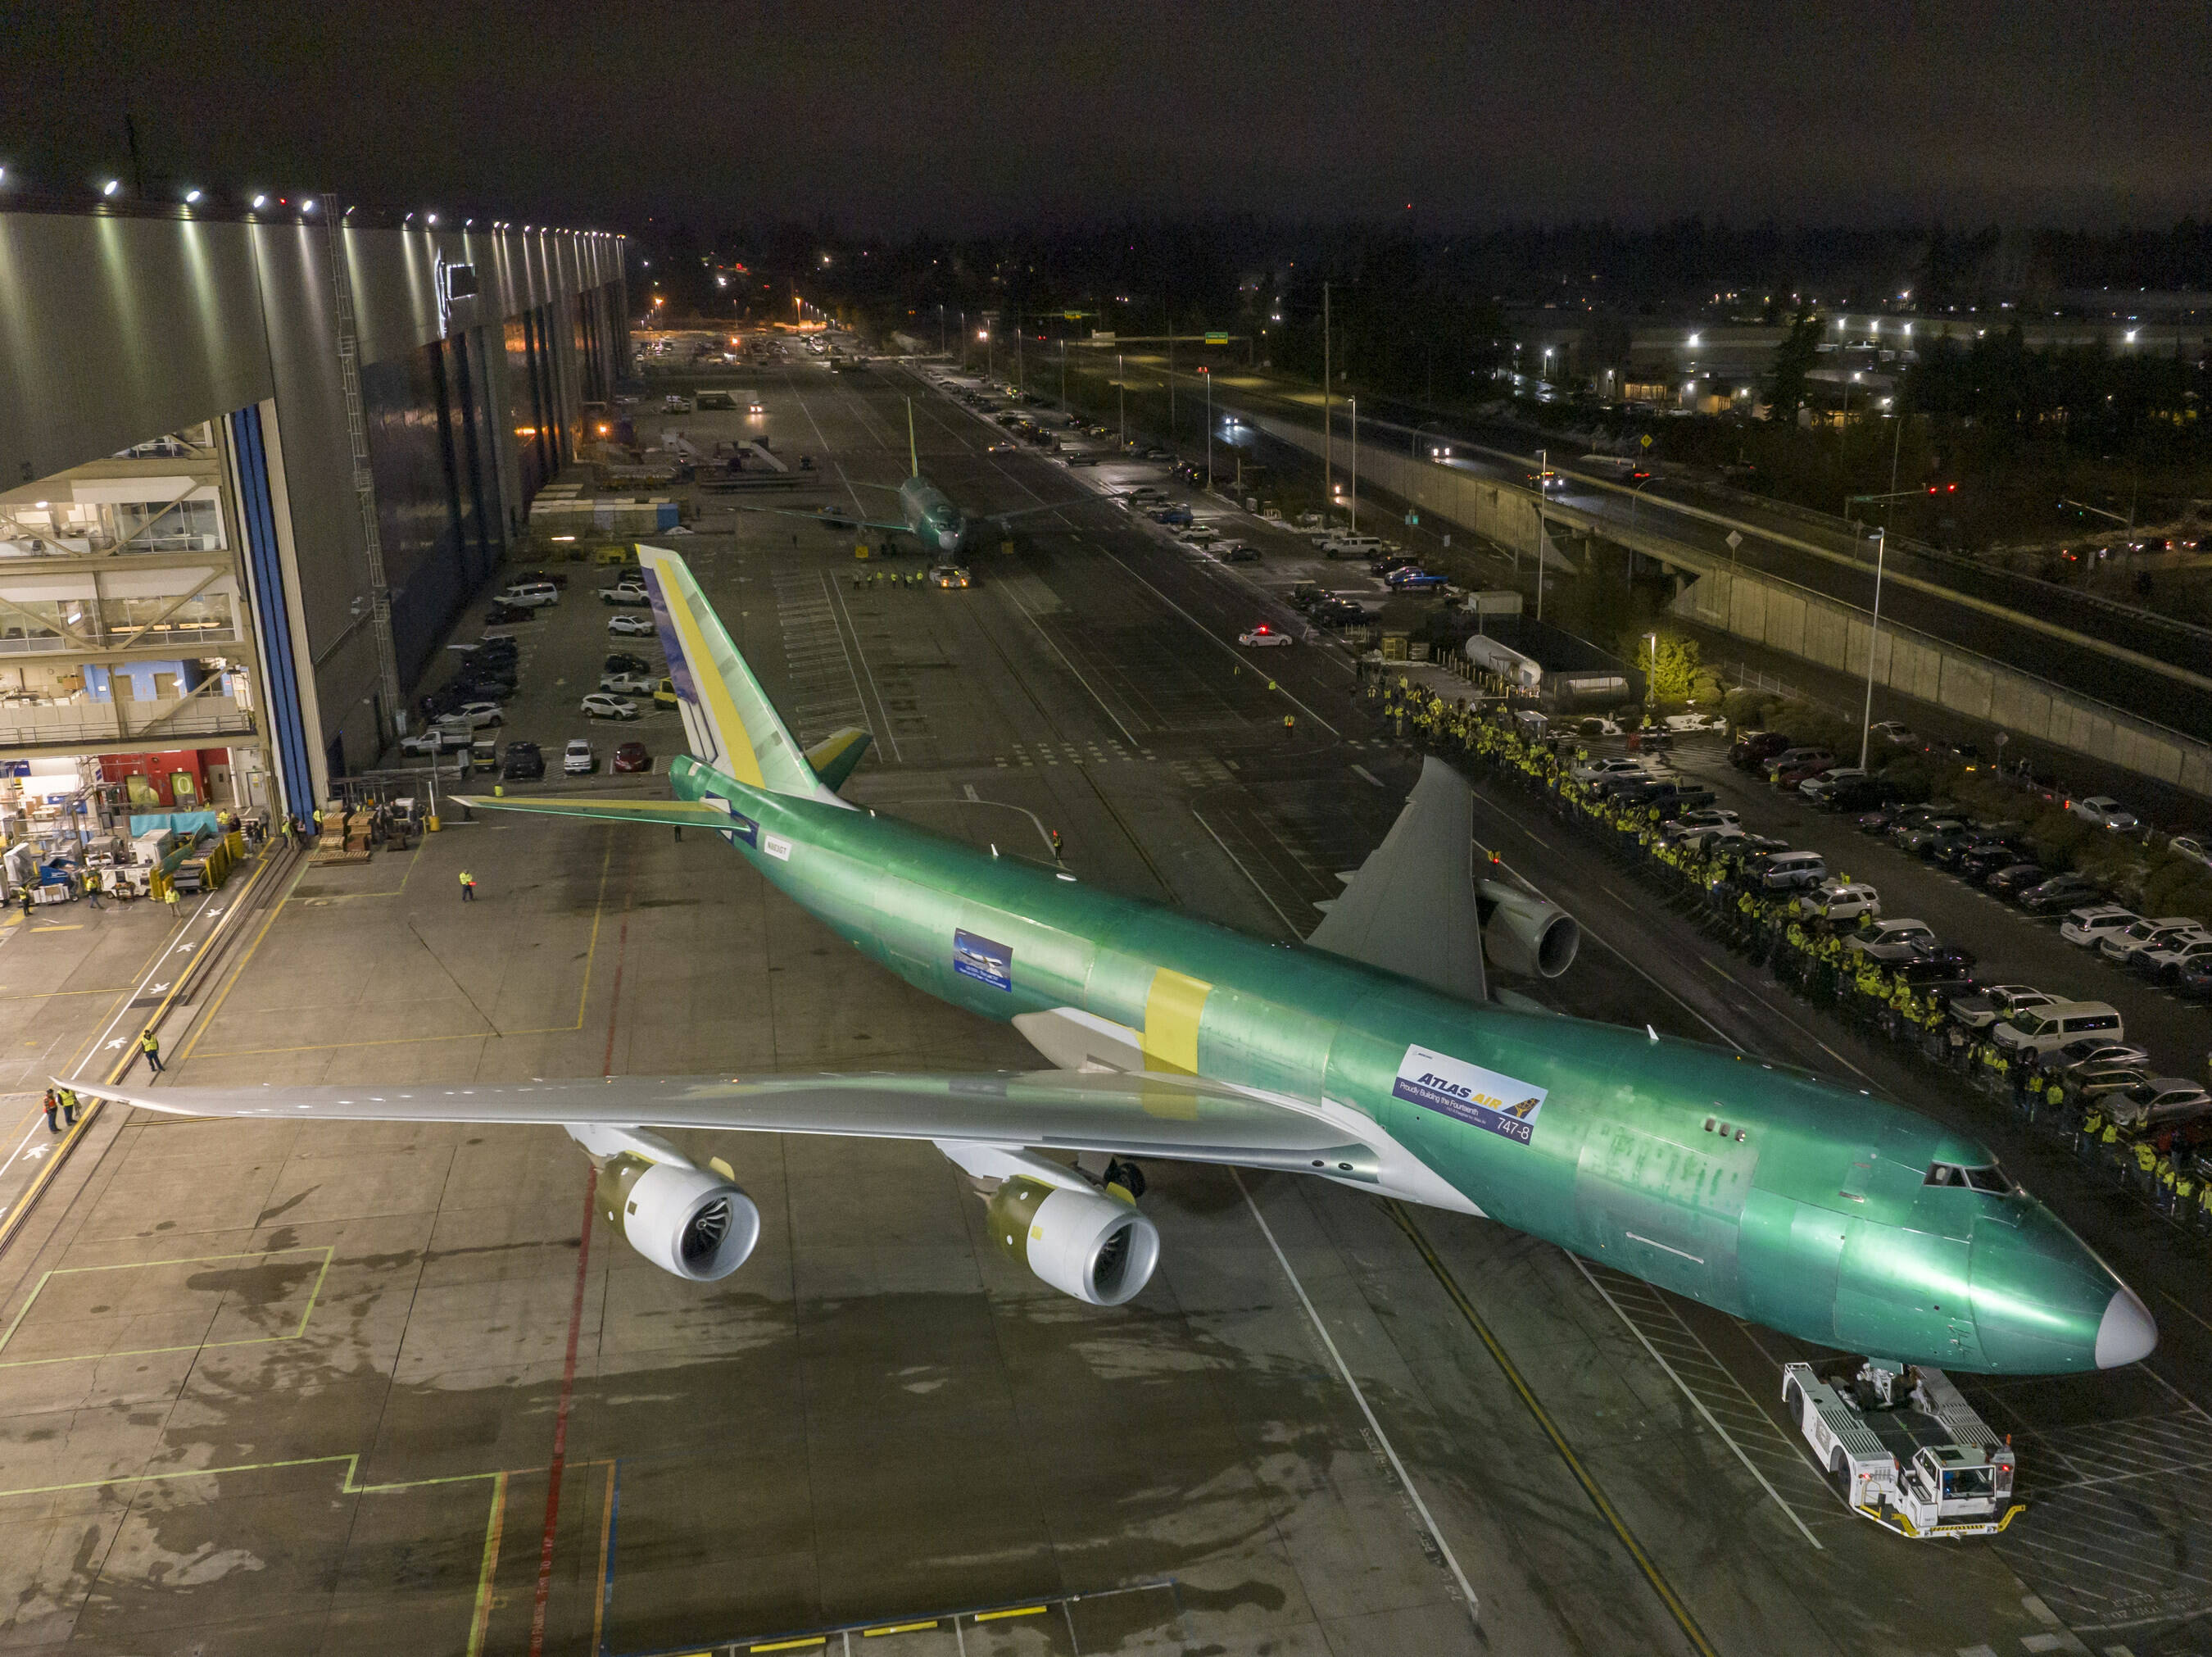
1141, 967, 1212, 1074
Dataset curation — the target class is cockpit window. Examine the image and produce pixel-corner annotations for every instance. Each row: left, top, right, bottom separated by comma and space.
1925, 1161, 2012, 1193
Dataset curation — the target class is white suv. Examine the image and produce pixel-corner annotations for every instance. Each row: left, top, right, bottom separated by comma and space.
2059, 904, 2140, 947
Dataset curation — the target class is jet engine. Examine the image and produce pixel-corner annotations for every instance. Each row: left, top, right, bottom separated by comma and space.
1478, 878, 1580, 979
600, 1157, 761, 1281
985, 1176, 1161, 1305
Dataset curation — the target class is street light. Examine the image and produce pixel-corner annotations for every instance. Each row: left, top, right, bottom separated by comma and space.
1202, 366, 1213, 492
1117, 352, 1126, 453
1348, 397, 1358, 533
1856, 527, 1888, 771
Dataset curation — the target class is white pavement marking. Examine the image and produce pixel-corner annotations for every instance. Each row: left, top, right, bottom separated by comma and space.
1352, 765, 1385, 788
1233, 1169, 1480, 1627
819, 571, 901, 763
992, 579, 1143, 749
1190, 808, 1302, 940
1568, 1255, 1824, 1550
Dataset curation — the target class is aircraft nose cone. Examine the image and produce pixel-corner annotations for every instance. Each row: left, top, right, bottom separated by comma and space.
2096, 1285, 2158, 1369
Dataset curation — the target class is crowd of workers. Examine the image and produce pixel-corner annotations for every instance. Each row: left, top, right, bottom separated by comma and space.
1376, 675, 2212, 1234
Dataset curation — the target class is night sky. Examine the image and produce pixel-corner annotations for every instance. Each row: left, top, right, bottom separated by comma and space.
7, 0, 2208, 231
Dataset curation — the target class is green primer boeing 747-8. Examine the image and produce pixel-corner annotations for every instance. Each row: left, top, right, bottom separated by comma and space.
80, 547, 2155, 1375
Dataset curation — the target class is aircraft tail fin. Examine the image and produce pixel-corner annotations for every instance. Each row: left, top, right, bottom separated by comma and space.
636, 546, 830, 800
907, 397, 918, 479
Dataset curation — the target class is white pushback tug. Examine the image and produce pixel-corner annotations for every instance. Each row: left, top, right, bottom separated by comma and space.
1783, 1360, 2024, 1538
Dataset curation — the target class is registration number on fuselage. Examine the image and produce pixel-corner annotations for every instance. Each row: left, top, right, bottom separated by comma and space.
1392, 1044, 1548, 1145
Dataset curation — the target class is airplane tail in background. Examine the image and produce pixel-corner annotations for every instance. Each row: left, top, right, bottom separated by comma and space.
637, 546, 839, 801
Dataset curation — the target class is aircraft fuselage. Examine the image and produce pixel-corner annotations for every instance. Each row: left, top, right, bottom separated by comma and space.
670, 753, 2149, 1376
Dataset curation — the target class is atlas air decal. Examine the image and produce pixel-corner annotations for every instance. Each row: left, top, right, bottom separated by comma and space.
1392, 1044, 1548, 1146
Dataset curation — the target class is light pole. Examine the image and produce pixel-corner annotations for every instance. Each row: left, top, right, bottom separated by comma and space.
1856, 527, 1888, 771
937, 304, 945, 355
1646, 632, 1659, 710
1203, 367, 1213, 492
1534, 447, 1547, 622
1349, 397, 1358, 533
1117, 352, 1126, 453
1321, 281, 1332, 514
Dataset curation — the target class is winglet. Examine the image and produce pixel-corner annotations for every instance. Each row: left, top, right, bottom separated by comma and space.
907, 396, 919, 479
636, 545, 836, 801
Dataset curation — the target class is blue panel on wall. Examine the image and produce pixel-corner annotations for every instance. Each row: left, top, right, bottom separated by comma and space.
227, 405, 315, 814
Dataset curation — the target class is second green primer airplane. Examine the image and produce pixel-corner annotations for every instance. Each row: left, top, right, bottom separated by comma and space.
80, 548, 2155, 1376
755, 398, 1096, 556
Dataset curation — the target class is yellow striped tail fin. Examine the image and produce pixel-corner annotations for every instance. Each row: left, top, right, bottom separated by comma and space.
636, 546, 835, 801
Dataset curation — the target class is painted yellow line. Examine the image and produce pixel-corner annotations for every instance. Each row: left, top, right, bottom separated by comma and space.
973, 1605, 1045, 1622
590, 1460, 616, 1657
750, 1638, 827, 1652
466, 1469, 510, 1657
189, 830, 615, 1059
173, 853, 311, 1065
1387, 1201, 1720, 1657
28, 925, 82, 933
862, 1620, 940, 1637
0, 1245, 333, 1366
0, 986, 135, 1001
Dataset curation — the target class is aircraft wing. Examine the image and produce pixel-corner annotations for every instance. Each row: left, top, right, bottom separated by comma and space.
728, 503, 912, 536
987, 497, 1113, 524
69, 1071, 1380, 1177
1306, 756, 1486, 1004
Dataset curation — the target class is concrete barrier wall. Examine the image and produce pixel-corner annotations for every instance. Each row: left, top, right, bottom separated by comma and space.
1251, 410, 2212, 800
1675, 570, 2212, 799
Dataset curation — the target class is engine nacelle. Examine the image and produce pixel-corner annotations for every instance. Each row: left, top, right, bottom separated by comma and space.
1479, 878, 1580, 979
984, 1177, 1161, 1305
601, 1158, 761, 1281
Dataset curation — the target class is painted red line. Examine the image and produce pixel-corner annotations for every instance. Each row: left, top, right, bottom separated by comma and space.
528, 902, 629, 1655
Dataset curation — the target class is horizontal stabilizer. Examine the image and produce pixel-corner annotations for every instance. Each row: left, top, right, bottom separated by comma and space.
452, 794, 737, 830
1306, 756, 1486, 1005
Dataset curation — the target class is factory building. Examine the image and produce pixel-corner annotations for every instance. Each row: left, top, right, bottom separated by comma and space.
0, 197, 625, 850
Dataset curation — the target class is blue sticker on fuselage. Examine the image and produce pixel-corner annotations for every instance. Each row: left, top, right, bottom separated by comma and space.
953, 928, 1012, 991
701, 793, 757, 848
1392, 1044, 1547, 1145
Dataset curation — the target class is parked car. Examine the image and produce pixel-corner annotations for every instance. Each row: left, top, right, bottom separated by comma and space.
1954, 842, 2026, 882
1950, 984, 2058, 1032
601, 670, 656, 695
2051, 1038, 2154, 1075
1064, 452, 1099, 466
2168, 835, 2212, 871
1797, 880, 1880, 923
580, 692, 640, 721
2069, 796, 2142, 833
1846, 919, 1939, 962
1764, 749, 1835, 787
500, 741, 544, 781
1384, 567, 1448, 591
1572, 756, 1648, 787
1799, 766, 1867, 801
399, 727, 472, 757
604, 651, 653, 676
1984, 861, 2053, 898
1746, 850, 1828, 892
2072, 1065, 2155, 1102
1179, 524, 1221, 544
1867, 720, 1917, 747
2129, 931, 2212, 980
2101, 916, 2207, 966
1729, 731, 1791, 771
501, 581, 560, 608
2178, 957, 2212, 1002
2105, 1078, 2212, 1132
612, 741, 652, 774
1238, 623, 1294, 648
1990, 1000, 2126, 1057
1897, 955, 1977, 998
608, 614, 655, 638
511, 568, 569, 589
484, 602, 535, 625
600, 579, 650, 606
2019, 874, 2105, 915
564, 738, 596, 776
1662, 808, 1741, 842
1217, 542, 1261, 563
2058, 904, 2142, 947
